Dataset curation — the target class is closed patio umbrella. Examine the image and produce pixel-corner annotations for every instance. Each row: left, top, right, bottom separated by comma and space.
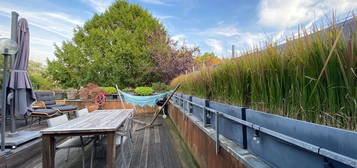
8, 18, 35, 119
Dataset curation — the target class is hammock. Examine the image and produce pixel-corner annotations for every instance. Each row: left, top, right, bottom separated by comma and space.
118, 90, 171, 107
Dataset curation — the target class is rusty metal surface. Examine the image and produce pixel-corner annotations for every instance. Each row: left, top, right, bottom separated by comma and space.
168, 104, 247, 168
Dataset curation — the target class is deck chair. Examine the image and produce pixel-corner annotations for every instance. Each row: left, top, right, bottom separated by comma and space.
116, 112, 134, 167
34, 91, 77, 118
47, 115, 97, 168
30, 101, 59, 125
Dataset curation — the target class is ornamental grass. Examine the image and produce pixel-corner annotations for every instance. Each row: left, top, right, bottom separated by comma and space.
171, 17, 357, 130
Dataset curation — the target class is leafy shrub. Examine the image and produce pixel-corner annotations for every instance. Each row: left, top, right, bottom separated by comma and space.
101, 87, 117, 94
122, 87, 134, 92
134, 87, 154, 96
78, 83, 107, 100
152, 82, 169, 92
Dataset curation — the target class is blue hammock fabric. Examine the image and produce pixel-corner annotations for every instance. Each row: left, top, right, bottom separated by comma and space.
118, 90, 171, 107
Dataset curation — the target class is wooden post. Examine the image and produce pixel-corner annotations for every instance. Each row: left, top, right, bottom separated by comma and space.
42, 135, 56, 168
106, 132, 116, 168
115, 85, 126, 109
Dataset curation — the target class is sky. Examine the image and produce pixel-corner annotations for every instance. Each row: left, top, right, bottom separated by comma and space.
0, 0, 356, 63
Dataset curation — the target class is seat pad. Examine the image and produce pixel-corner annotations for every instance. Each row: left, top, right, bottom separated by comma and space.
33, 109, 57, 115
53, 105, 78, 111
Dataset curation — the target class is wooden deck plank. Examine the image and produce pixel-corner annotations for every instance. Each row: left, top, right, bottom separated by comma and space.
11, 115, 197, 168
139, 127, 150, 168
129, 118, 146, 168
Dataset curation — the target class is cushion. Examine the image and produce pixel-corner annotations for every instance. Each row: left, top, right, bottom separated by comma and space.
53, 105, 77, 111
33, 109, 57, 115
44, 100, 56, 106
46, 104, 65, 108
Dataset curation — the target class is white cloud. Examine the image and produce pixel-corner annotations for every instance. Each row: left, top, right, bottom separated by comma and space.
200, 25, 241, 37
172, 34, 185, 41
258, 0, 357, 29
0, 24, 10, 37
0, 6, 83, 39
155, 14, 174, 20
0, 2, 86, 63
205, 39, 223, 55
235, 32, 267, 48
86, 0, 114, 13
140, 0, 171, 6
171, 34, 196, 48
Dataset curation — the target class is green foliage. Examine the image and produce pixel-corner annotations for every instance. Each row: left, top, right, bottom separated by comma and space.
101, 87, 116, 94
171, 18, 357, 130
28, 61, 55, 90
122, 87, 134, 92
134, 86, 154, 96
151, 82, 169, 92
46, 0, 195, 89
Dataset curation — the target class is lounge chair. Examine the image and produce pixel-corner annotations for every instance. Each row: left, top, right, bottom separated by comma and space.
47, 114, 97, 168
34, 91, 77, 117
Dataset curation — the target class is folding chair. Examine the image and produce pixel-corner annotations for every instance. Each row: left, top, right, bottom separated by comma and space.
116, 112, 134, 167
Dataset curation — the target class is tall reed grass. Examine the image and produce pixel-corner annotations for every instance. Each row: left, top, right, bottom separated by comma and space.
171, 17, 357, 130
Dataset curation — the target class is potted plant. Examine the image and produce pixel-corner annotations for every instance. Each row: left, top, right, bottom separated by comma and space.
53, 88, 65, 100
134, 86, 154, 96
78, 87, 90, 100
66, 88, 77, 100
101, 87, 117, 100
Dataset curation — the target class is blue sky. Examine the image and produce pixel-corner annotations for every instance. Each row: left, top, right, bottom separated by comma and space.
0, 0, 356, 63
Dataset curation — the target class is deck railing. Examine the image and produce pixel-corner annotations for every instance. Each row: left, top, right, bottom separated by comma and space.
171, 94, 357, 168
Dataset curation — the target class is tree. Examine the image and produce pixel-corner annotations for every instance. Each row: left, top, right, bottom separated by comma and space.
28, 61, 55, 90
148, 29, 199, 83
194, 52, 221, 69
46, 0, 197, 88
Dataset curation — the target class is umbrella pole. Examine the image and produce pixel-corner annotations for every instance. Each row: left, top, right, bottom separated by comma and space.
1, 53, 9, 151
9, 11, 18, 134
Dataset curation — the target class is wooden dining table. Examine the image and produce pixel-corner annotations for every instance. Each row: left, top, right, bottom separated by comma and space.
41, 109, 134, 168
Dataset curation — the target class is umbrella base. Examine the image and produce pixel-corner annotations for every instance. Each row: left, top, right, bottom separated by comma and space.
0, 130, 41, 149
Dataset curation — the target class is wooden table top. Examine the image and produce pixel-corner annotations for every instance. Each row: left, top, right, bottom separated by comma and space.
41, 109, 133, 135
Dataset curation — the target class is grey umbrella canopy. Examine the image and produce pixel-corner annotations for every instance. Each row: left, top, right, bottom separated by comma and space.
7, 18, 35, 118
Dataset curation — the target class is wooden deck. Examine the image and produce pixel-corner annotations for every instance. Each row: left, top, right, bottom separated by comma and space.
2, 115, 198, 168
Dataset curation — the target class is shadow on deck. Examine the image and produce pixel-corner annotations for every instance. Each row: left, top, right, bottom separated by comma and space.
7, 115, 197, 168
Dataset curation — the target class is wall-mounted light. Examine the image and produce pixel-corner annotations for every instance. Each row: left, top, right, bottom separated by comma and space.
253, 129, 261, 144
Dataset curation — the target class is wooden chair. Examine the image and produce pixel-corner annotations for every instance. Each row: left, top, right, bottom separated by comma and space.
47, 115, 96, 168
86, 104, 99, 112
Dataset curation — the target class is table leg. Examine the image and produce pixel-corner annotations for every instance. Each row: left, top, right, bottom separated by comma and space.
107, 132, 116, 168
42, 135, 56, 168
